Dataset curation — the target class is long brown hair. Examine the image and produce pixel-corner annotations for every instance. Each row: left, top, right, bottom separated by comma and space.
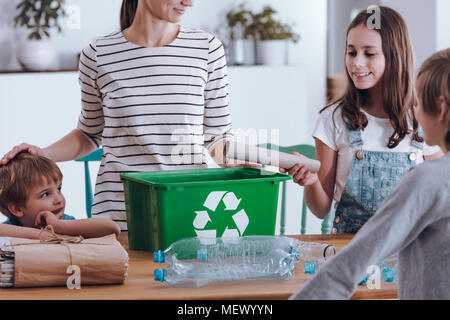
323, 6, 423, 148
120, 0, 138, 30
416, 48, 450, 149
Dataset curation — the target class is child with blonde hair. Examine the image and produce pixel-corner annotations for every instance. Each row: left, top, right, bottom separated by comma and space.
290, 48, 450, 300
282, 6, 443, 234
0, 152, 120, 239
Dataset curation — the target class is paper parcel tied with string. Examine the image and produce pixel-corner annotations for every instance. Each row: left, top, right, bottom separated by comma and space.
9, 229, 129, 288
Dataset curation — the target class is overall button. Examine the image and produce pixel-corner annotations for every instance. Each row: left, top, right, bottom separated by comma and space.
409, 152, 417, 161
356, 151, 364, 160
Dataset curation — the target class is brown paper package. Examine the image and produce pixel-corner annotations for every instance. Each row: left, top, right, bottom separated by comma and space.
11, 234, 128, 288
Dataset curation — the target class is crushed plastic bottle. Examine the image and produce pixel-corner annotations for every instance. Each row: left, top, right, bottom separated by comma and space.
154, 249, 296, 287
154, 235, 303, 265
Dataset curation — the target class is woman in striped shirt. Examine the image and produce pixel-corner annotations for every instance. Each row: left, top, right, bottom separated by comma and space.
0, 0, 234, 236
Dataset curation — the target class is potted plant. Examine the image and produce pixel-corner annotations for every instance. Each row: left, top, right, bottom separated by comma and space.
13, 0, 66, 71
225, 3, 255, 65
249, 6, 300, 66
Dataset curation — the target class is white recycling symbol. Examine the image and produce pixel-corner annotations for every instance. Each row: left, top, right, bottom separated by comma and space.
193, 191, 249, 239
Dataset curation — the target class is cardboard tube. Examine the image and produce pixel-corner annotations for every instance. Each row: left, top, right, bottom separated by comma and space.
224, 141, 321, 173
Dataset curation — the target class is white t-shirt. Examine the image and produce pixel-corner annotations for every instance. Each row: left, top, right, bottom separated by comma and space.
312, 103, 442, 203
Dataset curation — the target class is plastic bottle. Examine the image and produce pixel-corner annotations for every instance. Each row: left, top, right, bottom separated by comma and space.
154, 249, 296, 287
154, 235, 302, 265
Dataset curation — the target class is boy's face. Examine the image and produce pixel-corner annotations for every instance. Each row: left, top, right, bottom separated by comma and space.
17, 179, 66, 228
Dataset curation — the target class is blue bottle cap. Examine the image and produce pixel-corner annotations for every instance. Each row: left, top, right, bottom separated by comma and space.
197, 248, 207, 261
382, 267, 394, 282
153, 250, 165, 263
154, 268, 166, 282
303, 261, 315, 274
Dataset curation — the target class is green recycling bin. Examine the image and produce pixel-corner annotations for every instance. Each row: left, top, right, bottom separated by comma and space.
120, 167, 291, 251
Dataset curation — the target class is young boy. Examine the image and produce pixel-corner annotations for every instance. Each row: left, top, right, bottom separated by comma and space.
289, 48, 450, 300
0, 152, 120, 239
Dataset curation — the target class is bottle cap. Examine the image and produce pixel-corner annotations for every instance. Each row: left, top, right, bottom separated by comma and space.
197, 248, 207, 261
154, 268, 166, 282
382, 267, 394, 282
153, 250, 165, 263
303, 261, 316, 274
323, 245, 337, 257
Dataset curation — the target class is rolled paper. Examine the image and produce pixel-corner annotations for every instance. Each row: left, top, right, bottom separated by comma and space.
224, 141, 321, 173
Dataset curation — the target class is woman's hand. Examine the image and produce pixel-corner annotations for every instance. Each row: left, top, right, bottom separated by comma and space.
0, 143, 44, 165
279, 152, 319, 186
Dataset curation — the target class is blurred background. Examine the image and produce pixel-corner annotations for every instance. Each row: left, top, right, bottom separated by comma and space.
0, 0, 449, 233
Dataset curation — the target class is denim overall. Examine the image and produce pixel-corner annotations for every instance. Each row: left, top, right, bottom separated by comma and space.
332, 124, 423, 234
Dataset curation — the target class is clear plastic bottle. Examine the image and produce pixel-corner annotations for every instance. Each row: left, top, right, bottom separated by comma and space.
154, 249, 296, 287
154, 235, 302, 265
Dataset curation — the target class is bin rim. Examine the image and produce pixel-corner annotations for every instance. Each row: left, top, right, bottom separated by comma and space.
119, 166, 291, 188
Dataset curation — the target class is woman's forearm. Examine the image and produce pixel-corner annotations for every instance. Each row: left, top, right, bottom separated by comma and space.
304, 180, 333, 219
43, 129, 96, 162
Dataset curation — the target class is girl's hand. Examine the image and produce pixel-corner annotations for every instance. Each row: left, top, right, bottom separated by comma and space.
279, 152, 319, 186
0, 143, 44, 165
34, 211, 60, 229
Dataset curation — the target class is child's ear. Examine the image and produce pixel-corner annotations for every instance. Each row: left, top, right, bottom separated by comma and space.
7, 203, 25, 218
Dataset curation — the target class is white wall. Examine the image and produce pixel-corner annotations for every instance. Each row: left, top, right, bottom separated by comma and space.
436, 0, 450, 51
0, 0, 123, 70
380, 0, 437, 67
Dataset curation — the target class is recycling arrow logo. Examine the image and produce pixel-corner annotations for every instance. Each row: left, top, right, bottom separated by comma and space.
193, 191, 249, 239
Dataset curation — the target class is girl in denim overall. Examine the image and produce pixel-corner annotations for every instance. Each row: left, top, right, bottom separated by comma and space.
282, 6, 443, 234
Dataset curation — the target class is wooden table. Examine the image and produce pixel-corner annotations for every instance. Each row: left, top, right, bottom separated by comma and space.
0, 234, 397, 300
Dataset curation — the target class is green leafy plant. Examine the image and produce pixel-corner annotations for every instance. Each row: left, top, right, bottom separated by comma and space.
13, 0, 66, 40
248, 6, 300, 43
225, 3, 254, 40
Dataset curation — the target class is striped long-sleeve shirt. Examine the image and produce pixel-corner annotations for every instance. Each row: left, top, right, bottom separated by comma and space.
77, 26, 232, 234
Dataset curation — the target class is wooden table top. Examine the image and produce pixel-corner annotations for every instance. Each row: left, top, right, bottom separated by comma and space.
0, 234, 397, 300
